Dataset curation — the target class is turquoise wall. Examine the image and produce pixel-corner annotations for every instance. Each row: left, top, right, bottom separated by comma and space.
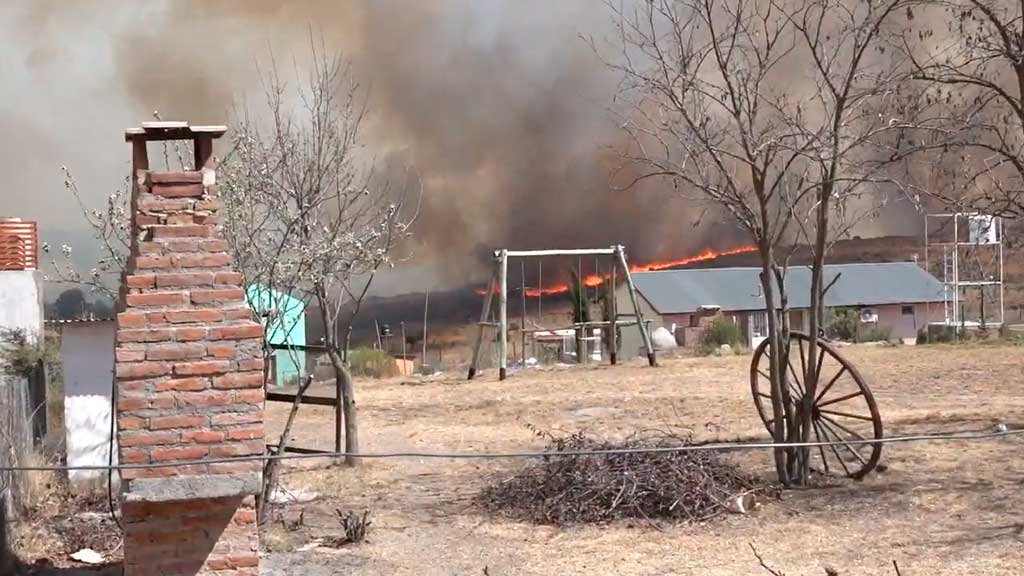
246, 285, 306, 386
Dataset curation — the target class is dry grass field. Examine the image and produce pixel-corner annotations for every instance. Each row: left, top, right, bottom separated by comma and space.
261, 343, 1024, 575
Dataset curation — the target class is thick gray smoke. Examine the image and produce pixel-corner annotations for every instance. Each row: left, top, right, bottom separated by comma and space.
1, 1, 915, 295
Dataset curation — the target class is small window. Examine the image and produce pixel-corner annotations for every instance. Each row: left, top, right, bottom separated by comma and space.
901, 305, 914, 316
689, 315, 700, 328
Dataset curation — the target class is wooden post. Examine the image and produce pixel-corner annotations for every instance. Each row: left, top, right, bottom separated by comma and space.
193, 136, 215, 170
401, 322, 408, 376
617, 245, 656, 366
499, 249, 509, 380
576, 256, 586, 365
422, 290, 430, 372
467, 262, 498, 380
521, 259, 527, 365
538, 260, 543, 321
609, 259, 618, 365
374, 319, 383, 350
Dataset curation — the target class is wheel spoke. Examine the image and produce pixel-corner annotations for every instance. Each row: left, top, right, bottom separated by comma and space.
816, 418, 851, 476
816, 390, 865, 409
787, 356, 806, 398
757, 369, 771, 380
818, 417, 868, 467
814, 345, 826, 385
819, 408, 875, 422
757, 392, 772, 400
811, 419, 830, 474
819, 413, 874, 450
814, 366, 848, 404
798, 337, 807, 381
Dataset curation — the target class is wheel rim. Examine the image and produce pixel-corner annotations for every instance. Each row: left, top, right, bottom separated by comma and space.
750, 331, 883, 479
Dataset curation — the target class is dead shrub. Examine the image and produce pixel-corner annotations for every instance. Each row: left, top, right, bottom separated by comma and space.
480, 431, 768, 526
334, 509, 371, 545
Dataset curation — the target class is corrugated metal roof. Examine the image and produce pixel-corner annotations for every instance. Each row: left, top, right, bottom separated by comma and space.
631, 262, 944, 314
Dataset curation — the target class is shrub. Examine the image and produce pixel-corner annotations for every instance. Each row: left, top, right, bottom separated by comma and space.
348, 347, 400, 379
857, 325, 892, 343
825, 308, 858, 341
702, 316, 742, 353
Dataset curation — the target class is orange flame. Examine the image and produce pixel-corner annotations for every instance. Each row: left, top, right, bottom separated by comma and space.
474, 244, 758, 297
628, 245, 758, 272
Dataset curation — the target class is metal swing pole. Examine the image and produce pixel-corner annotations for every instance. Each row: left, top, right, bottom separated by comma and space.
467, 258, 499, 380
498, 249, 509, 380
616, 244, 656, 366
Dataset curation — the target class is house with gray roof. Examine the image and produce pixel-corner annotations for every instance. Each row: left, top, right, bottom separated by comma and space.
614, 262, 945, 353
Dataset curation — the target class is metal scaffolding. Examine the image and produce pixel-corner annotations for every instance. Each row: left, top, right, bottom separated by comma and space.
924, 212, 1005, 331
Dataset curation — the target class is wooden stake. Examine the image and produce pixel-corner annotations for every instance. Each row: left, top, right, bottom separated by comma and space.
401, 321, 407, 376
467, 262, 498, 380
609, 259, 618, 365
422, 290, 429, 372
499, 250, 509, 380
521, 259, 527, 365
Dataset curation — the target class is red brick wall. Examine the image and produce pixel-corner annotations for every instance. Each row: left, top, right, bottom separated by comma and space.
116, 169, 264, 575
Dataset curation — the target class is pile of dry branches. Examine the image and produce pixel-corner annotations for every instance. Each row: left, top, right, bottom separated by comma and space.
480, 431, 766, 526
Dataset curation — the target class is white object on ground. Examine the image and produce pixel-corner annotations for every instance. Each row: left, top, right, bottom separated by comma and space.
726, 493, 758, 514
268, 487, 319, 504
650, 327, 678, 351
70, 549, 105, 565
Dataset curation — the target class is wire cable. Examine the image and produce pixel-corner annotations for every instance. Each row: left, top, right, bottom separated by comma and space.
1, 426, 1020, 473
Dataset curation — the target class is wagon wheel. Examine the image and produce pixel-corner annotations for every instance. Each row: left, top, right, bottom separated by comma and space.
750, 331, 883, 479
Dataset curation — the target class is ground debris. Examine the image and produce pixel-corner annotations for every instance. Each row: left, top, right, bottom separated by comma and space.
479, 431, 769, 526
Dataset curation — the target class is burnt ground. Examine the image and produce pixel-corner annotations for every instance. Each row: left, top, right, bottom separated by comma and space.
259, 343, 1024, 575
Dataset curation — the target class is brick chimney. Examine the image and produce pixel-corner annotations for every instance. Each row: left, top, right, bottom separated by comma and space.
116, 122, 264, 576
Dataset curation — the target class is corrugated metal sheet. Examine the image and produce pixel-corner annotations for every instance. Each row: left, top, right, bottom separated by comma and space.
632, 262, 944, 314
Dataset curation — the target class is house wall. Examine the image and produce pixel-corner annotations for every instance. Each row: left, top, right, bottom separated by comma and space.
0, 271, 44, 341
0, 270, 45, 498
867, 302, 939, 342
62, 322, 117, 489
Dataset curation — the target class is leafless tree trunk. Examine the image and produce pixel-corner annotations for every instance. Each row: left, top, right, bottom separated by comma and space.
227, 38, 417, 469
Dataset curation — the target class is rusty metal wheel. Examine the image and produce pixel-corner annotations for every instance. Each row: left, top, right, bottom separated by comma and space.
750, 331, 883, 479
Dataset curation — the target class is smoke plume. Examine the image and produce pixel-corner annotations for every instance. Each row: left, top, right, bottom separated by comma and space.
2, 1, 917, 295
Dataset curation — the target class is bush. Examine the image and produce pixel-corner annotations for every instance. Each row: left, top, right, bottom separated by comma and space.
348, 347, 400, 379
857, 325, 892, 343
702, 316, 742, 353
825, 308, 858, 341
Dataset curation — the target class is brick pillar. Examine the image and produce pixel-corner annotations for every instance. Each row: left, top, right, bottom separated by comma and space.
116, 123, 263, 576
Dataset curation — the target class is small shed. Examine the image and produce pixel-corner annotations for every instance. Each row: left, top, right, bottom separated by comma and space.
49, 316, 117, 490
246, 285, 307, 386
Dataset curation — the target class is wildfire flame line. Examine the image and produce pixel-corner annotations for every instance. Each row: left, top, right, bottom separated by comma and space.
475, 245, 757, 297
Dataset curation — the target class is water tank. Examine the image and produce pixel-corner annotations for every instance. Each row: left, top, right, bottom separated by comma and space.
968, 214, 998, 244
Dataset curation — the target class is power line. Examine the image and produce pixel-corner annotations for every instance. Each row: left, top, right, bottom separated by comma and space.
2, 426, 1020, 473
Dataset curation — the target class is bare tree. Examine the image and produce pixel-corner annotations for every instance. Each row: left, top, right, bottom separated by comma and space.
596, 0, 914, 484
594, 0, 809, 483
775, 0, 914, 482
903, 0, 1024, 218
225, 41, 416, 469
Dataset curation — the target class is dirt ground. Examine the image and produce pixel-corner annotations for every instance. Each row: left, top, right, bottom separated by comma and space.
258, 343, 1024, 576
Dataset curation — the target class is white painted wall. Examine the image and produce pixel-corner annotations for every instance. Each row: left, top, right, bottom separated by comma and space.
61, 321, 117, 489
0, 271, 44, 340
